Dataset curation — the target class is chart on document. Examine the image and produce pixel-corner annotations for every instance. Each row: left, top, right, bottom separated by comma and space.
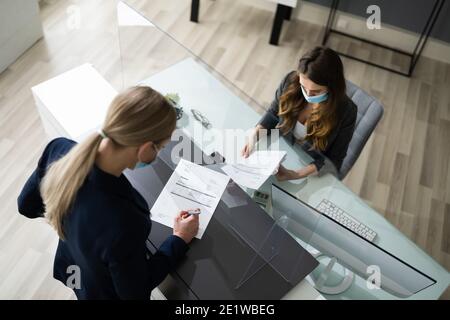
150, 159, 229, 239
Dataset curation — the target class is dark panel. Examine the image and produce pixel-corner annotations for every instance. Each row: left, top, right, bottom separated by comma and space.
305, 0, 450, 44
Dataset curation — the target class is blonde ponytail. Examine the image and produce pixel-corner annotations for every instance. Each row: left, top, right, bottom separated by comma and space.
41, 133, 103, 239
40, 86, 176, 239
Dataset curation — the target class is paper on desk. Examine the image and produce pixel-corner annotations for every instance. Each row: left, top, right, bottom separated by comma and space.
150, 158, 229, 239
222, 151, 286, 190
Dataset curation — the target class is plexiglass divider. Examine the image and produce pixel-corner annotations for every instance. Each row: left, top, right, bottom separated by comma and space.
116, 0, 345, 296
115, 0, 445, 300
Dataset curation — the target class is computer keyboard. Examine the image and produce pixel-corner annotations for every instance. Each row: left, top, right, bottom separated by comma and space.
316, 199, 377, 242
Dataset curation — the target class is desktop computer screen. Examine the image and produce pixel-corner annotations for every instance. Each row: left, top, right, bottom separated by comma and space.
271, 184, 436, 298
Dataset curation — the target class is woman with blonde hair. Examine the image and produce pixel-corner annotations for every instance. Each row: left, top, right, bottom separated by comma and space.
242, 46, 357, 180
18, 86, 199, 299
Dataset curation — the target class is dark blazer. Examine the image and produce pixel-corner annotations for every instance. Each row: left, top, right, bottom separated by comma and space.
258, 71, 357, 172
17, 137, 188, 300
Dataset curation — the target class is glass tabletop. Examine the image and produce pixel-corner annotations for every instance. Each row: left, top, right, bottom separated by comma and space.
115, 0, 449, 300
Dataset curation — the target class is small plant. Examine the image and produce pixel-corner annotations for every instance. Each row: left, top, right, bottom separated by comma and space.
164, 93, 183, 120
165, 93, 180, 106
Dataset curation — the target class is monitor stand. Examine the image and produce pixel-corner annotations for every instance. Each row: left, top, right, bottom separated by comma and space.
308, 252, 354, 295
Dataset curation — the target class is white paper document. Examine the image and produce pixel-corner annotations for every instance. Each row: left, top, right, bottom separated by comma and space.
150, 159, 230, 239
222, 150, 286, 190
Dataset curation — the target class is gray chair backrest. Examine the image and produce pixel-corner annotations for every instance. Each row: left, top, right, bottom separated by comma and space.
339, 80, 384, 180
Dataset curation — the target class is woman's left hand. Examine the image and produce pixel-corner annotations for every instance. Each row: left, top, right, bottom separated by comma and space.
276, 165, 305, 181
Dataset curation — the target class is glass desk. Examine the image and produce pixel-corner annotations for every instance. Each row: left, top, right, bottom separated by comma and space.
33, 0, 449, 300
116, 0, 449, 299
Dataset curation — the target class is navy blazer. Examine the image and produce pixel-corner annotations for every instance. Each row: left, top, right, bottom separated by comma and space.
258, 71, 357, 172
17, 137, 188, 299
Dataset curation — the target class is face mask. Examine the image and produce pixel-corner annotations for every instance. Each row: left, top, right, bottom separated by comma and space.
134, 161, 152, 170
133, 144, 160, 170
301, 85, 329, 104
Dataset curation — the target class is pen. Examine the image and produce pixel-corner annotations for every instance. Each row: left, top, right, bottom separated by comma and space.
186, 209, 201, 215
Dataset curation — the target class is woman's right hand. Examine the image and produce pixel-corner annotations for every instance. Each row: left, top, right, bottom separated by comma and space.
241, 127, 259, 158
173, 211, 199, 244
241, 142, 254, 159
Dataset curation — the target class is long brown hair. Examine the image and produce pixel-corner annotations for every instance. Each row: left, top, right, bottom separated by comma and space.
41, 86, 176, 239
277, 46, 346, 151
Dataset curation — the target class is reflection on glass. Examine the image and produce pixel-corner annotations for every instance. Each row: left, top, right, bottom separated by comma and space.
115, 0, 447, 300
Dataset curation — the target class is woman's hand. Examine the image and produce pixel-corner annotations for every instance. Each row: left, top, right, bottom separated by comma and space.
241, 141, 255, 159
276, 165, 300, 181
241, 126, 263, 158
173, 211, 199, 244
276, 164, 317, 181
275, 165, 306, 181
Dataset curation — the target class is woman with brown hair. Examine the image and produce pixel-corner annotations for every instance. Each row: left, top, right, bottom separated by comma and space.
242, 46, 357, 180
17, 86, 199, 299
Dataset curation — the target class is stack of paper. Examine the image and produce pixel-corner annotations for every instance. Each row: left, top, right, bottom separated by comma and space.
222, 150, 286, 190
150, 159, 230, 239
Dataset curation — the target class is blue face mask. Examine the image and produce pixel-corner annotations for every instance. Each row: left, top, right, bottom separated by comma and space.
301, 85, 328, 104
133, 144, 160, 170
134, 161, 152, 170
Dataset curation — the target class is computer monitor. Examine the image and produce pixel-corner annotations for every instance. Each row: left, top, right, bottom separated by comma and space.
271, 184, 436, 298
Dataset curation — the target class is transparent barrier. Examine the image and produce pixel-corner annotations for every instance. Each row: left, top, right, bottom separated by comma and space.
117, 0, 447, 300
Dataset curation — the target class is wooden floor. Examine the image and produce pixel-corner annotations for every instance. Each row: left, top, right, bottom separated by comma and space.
0, 0, 448, 299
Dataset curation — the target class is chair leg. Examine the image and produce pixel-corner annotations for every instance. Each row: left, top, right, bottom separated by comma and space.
270, 4, 288, 45
190, 0, 200, 22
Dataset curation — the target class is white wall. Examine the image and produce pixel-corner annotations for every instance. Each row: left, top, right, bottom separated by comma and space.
0, 0, 43, 74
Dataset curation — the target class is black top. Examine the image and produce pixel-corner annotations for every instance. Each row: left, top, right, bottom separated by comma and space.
258, 71, 357, 172
17, 137, 188, 299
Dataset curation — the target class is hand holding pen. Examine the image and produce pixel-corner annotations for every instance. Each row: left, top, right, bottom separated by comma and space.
173, 209, 200, 244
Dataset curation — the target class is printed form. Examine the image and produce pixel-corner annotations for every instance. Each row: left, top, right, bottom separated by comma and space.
150, 159, 229, 239
222, 150, 286, 189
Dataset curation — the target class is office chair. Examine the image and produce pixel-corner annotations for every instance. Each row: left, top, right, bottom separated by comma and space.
339, 80, 384, 180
